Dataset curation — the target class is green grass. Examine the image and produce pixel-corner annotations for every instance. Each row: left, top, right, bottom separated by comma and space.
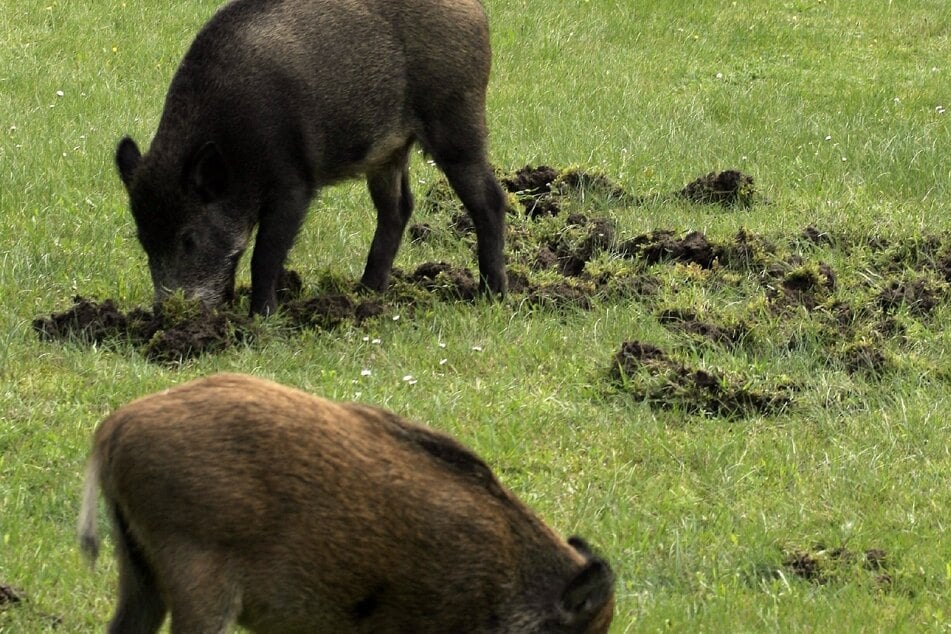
2, 0, 951, 631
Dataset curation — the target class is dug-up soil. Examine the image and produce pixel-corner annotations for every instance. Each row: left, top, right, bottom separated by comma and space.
609, 340, 793, 418
33, 163, 951, 420
0, 583, 23, 608
782, 545, 891, 589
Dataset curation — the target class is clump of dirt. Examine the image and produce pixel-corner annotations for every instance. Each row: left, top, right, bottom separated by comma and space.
409, 222, 434, 242
281, 294, 358, 330
501, 165, 562, 218
876, 276, 945, 317
610, 340, 791, 417
501, 164, 560, 198
656, 308, 750, 348
679, 170, 756, 207
783, 546, 891, 587
144, 308, 237, 365
589, 271, 663, 300
768, 262, 837, 311
500, 165, 632, 218
717, 228, 779, 269
449, 211, 476, 236
34, 295, 250, 364
0, 583, 24, 608
838, 341, 891, 377
406, 261, 480, 301
524, 281, 594, 310
33, 296, 129, 344
530, 215, 617, 277
617, 230, 720, 268
936, 251, 951, 283
799, 225, 835, 247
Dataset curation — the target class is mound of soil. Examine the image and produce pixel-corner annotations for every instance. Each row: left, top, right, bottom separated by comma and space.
618, 230, 720, 268
876, 276, 945, 316
500, 165, 632, 218
768, 262, 837, 311
656, 308, 750, 348
33, 296, 248, 364
679, 170, 756, 207
501, 164, 560, 197
610, 340, 791, 417
783, 546, 890, 587
528, 215, 617, 277
33, 296, 128, 344
407, 261, 480, 301
524, 282, 593, 310
838, 342, 891, 377
0, 583, 24, 608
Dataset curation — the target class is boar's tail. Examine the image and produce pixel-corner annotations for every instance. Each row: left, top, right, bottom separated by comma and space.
77, 452, 101, 566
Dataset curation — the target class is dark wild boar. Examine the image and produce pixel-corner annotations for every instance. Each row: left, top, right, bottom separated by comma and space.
78, 373, 615, 633
116, 0, 508, 315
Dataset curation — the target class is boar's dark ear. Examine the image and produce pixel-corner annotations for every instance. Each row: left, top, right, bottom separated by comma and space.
186, 141, 229, 203
115, 137, 141, 190
557, 558, 615, 627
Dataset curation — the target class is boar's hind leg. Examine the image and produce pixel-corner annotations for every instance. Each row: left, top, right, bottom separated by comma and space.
424, 108, 506, 294
360, 145, 414, 291
250, 186, 312, 316
165, 550, 241, 634
109, 508, 166, 633
439, 159, 507, 295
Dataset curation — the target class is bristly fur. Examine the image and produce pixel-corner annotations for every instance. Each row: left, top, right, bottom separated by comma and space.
80, 373, 615, 633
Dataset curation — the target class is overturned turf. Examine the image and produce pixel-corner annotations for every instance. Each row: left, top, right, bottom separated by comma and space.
782, 545, 891, 588
32, 161, 951, 420
0, 583, 24, 608
609, 340, 793, 417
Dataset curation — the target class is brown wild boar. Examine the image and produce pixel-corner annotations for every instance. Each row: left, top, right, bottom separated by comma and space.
78, 373, 615, 633
115, 0, 508, 316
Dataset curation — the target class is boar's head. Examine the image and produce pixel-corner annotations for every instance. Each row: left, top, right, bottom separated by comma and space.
116, 137, 254, 307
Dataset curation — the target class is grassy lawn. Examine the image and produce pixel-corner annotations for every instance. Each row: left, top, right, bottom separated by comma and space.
2, 0, 950, 631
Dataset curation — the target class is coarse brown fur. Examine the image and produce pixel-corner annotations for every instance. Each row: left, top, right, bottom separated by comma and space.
79, 374, 614, 633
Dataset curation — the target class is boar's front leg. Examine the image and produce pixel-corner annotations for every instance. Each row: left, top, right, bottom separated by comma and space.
360, 145, 414, 291
250, 186, 311, 316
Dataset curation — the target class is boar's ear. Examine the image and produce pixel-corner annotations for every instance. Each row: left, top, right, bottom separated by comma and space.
557, 558, 615, 628
186, 141, 229, 203
115, 137, 141, 190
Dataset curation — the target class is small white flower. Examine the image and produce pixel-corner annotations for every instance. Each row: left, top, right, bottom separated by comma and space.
715, 72, 723, 79
371, 338, 382, 345
392, 314, 400, 321
824, 135, 832, 141
362, 335, 369, 342
55, 90, 64, 97
936, 105, 946, 114
471, 345, 483, 352
361, 369, 372, 377
438, 342, 446, 348
402, 375, 417, 385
